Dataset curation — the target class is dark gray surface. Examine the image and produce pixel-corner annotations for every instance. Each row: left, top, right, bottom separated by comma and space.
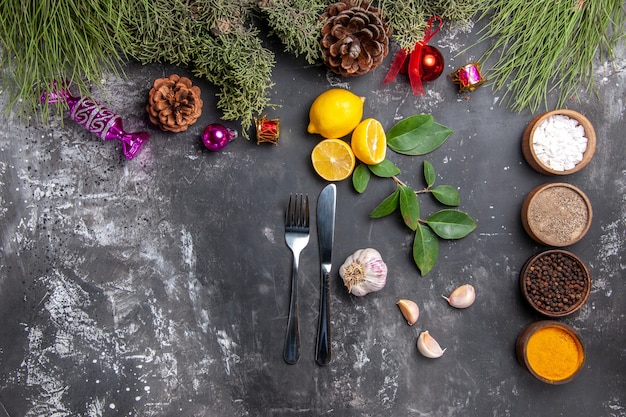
0, 21, 625, 417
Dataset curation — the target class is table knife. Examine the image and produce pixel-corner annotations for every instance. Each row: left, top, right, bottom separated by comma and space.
315, 183, 336, 366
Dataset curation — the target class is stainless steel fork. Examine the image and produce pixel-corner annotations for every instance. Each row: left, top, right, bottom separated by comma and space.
283, 194, 310, 364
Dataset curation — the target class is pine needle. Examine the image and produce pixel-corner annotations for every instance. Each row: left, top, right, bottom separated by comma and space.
475, 0, 625, 113
0, 0, 130, 121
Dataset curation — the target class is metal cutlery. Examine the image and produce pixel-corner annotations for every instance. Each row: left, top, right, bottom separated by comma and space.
283, 194, 310, 364
315, 184, 336, 366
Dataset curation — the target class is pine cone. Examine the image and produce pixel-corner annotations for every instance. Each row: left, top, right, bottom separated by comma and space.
147, 74, 203, 133
320, 1, 391, 77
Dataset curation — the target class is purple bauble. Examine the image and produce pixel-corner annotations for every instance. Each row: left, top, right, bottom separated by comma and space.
202, 123, 237, 151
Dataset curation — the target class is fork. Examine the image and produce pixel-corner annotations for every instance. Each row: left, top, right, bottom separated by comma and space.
283, 193, 310, 365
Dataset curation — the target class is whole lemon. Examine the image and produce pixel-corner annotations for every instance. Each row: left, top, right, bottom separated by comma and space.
307, 88, 365, 139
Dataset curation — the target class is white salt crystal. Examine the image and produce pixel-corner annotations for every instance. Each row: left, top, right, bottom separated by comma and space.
532, 114, 588, 171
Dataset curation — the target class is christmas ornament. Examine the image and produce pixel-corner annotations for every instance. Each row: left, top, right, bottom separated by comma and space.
382, 16, 444, 95
414, 44, 444, 82
202, 124, 237, 151
450, 62, 486, 93
320, 1, 391, 77
41, 84, 149, 160
254, 115, 280, 145
146, 74, 203, 133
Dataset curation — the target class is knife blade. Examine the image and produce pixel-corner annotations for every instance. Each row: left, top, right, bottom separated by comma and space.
315, 183, 336, 366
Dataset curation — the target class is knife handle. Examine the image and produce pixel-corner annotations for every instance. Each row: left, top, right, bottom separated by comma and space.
315, 269, 331, 366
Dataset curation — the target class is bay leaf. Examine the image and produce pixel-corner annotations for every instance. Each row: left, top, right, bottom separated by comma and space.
413, 224, 439, 276
425, 209, 477, 239
370, 188, 400, 218
400, 185, 420, 231
423, 160, 436, 187
387, 114, 434, 152
352, 163, 370, 193
431, 185, 460, 206
369, 158, 401, 178
394, 122, 454, 156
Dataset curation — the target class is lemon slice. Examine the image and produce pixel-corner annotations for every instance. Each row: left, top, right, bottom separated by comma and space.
307, 88, 364, 139
311, 139, 356, 181
351, 118, 387, 165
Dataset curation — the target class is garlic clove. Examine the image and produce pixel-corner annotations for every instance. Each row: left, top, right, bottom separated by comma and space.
417, 331, 446, 358
396, 299, 419, 325
443, 284, 476, 309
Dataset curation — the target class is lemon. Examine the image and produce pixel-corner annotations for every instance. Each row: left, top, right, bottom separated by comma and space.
351, 118, 387, 165
307, 88, 365, 139
311, 139, 356, 181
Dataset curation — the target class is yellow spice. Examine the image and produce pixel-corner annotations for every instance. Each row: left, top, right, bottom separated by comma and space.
526, 326, 583, 382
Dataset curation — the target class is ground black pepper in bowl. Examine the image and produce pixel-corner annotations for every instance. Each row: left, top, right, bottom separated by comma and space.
520, 250, 591, 317
521, 182, 592, 247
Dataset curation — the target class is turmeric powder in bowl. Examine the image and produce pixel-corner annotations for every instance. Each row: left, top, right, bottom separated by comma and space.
516, 321, 585, 384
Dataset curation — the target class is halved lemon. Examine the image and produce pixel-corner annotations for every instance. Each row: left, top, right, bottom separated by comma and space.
311, 138, 356, 181
351, 118, 387, 165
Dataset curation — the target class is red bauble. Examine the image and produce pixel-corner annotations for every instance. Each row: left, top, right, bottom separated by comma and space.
381, 16, 444, 96
417, 45, 444, 82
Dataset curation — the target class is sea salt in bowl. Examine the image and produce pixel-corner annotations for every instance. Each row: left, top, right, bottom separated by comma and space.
522, 109, 596, 175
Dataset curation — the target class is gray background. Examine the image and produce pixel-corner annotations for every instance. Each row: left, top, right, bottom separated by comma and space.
0, 18, 625, 417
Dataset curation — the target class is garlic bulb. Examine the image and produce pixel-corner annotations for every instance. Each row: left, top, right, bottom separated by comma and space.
417, 331, 446, 358
339, 248, 387, 296
396, 299, 419, 325
443, 284, 476, 309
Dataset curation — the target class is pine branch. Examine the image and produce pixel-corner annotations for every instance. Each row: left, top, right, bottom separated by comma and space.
259, 0, 328, 64
0, 0, 129, 121
420, 0, 480, 25
118, 0, 197, 66
193, 25, 276, 136
119, 0, 274, 136
475, 0, 625, 113
377, 0, 427, 51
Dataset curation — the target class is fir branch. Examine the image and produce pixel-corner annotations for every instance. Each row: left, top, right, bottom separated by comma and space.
258, 0, 328, 64
419, 0, 479, 26
201, 0, 258, 32
193, 25, 276, 136
475, 0, 625, 113
193, 0, 276, 135
119, 0, 274, 136
377, 0, 427, 51
118, 0, 197, 66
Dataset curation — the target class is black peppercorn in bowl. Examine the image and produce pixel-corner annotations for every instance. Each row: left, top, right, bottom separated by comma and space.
520, 250, 591, 317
